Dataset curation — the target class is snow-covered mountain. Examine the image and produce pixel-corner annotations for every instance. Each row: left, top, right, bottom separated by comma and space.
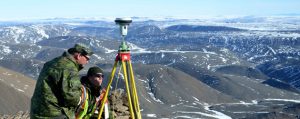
0, 16, 300, 118
0, 24, 70, 44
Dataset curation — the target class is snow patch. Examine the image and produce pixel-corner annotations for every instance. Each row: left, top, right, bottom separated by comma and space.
173, 115, 193, 119
144, 97, 152, 103
203, 48, 217, 55
192, 96, 199, 101
127, 42, 148, 53
146, 114, 157, 118
161, 53, 165, 58
233, 111, 269, 114
171, 102, 184, 107
264, 98, 300, 103
203, 104, 232, 119
104, 47, 117, 53
207, 64, 211, 70
267, 46, 276, 55
192, 55, 198, 59
175, 110, 231, 119
31, 25, 49, 39
165, 59, 176, 66
137, 78, 147, 84
93, 54, 104, 60
252, 100, 258, 104
3, 72, 12, 76
17, 88, 25, 92
220, 57, 227, 63
1, 45, 12, 54
148, 92, 164, 104
59, 38, 67, 42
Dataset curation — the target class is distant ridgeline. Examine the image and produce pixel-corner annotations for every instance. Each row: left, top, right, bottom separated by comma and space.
166, 25, 244, 32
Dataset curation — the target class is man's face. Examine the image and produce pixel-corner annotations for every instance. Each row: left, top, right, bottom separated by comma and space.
76, 54, 89, 65
89, 74, 103, 87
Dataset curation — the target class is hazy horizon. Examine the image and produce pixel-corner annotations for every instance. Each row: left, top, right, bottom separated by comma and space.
0, 0, 300, 20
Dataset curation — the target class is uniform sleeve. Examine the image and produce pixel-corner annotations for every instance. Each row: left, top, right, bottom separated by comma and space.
61, 68, 82, 107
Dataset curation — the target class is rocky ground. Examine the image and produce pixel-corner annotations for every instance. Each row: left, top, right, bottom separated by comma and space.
109, 89, 131, 119
0, 111, 29, 119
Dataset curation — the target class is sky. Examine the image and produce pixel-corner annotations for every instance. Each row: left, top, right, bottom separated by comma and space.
0, 0, 299, 20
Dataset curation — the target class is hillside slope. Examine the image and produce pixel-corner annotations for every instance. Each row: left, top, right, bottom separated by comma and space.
0, 66, 35, 114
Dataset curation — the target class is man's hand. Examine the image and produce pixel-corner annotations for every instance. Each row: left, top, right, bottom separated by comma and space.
99, 88, 106, 100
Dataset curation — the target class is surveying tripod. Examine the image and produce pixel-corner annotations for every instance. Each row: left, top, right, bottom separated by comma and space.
97, 18, 142, 119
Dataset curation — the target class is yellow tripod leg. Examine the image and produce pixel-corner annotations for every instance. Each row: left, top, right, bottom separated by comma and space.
128, 61, 142, 119
122, 60, 135, 119
98, 61, 118, 119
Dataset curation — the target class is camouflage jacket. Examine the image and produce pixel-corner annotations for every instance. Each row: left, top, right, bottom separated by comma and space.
31, 52, 83, 119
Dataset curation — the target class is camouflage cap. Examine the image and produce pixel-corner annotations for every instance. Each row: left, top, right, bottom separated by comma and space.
87, 66, 104, 76
68, 43, 94, 56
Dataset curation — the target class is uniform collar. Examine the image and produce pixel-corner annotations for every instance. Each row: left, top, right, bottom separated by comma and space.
62, 51, 84, 71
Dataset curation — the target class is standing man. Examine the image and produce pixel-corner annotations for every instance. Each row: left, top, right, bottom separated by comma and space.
76, 66, 110, 119
31, 43, 93, 119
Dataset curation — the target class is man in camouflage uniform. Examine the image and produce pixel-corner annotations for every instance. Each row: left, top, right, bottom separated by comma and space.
30, 44, 93, 119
